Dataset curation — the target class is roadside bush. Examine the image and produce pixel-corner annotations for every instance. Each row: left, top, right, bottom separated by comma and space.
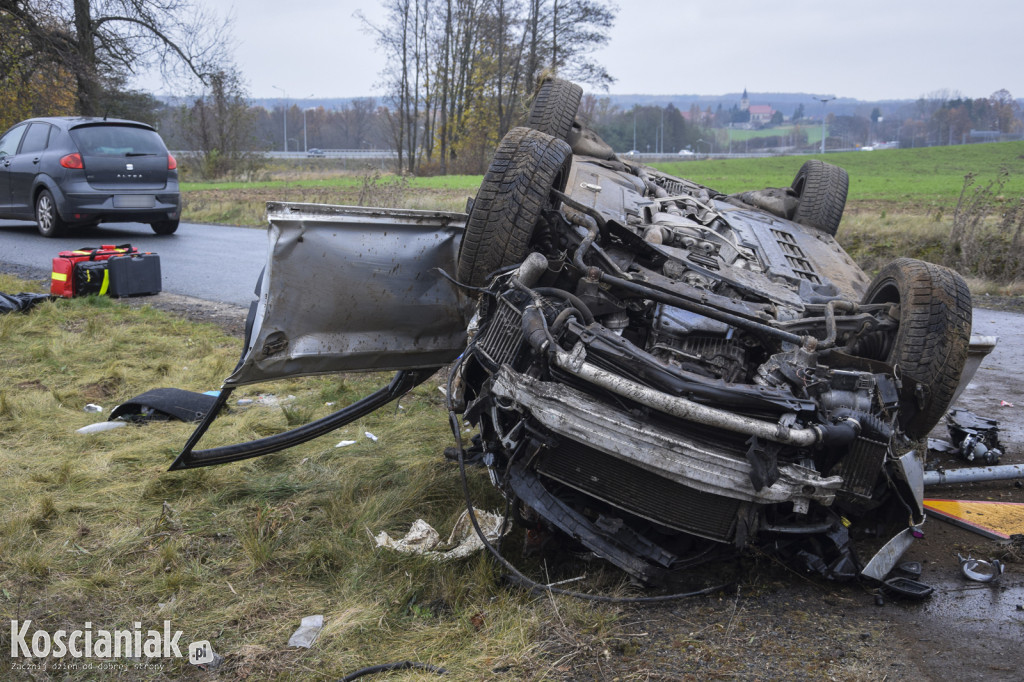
947, 170, 1024, 283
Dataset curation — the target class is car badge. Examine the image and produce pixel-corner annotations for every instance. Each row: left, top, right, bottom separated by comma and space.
126, 163, 134, 171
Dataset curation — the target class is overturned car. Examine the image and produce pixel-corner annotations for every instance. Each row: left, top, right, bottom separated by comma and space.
173, 79, 973, 587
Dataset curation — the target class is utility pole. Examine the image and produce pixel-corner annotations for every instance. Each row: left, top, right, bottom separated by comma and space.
814, 96, 834, 154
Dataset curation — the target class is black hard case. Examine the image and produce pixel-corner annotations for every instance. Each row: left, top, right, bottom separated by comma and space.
106, 253, 162, 297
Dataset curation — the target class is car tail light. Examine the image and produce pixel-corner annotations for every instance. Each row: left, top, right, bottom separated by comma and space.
168, 153, 177, 170
60, 153, 84, 169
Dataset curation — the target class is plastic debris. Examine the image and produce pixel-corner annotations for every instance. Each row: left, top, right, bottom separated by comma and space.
1000, 400, 1014, 407
83, 403, 103, 413
958, 553, 1004, 582
946, 408, 1003, 464
287, 615, 324, 648
76, 421, 127, 434
364, 431, 378, 442
335, 440, 357, 448
373, 509, 509, 561
236, 398, 254, 406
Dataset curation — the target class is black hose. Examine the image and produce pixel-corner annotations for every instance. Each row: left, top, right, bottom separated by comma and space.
532, 287, 595, 324
599, 272, 808, 347
339, 661, 447, 681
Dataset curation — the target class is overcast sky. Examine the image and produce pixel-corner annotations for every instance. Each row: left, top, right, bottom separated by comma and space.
135, 0, 1020, 101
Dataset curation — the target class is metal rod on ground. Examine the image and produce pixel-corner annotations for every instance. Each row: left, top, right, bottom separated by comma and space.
923, 464, 1024, 486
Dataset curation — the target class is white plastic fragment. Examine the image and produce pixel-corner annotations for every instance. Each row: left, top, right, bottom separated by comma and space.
287, 615, 324, 648
364, 431, 378, 442
83, 403, 103, 413
76, 421, 127, 434
236, 398, 254, 406
335, 440, 357, 448
374, 509, 509, 561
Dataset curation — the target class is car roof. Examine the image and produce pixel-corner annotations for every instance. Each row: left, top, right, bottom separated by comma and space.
12, 116, 157, 132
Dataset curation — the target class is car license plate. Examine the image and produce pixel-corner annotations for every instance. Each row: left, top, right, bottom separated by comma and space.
113, 194, 155, 208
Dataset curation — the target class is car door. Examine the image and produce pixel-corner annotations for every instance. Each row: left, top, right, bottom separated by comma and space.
8, 122, 53, 216
170, 202, 474, 470
0, 124, 28, 215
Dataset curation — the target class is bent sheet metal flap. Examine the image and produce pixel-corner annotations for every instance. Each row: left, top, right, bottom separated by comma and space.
226, 203, 472, 386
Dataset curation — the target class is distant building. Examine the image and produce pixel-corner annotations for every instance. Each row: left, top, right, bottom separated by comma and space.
748, 104, 774, 125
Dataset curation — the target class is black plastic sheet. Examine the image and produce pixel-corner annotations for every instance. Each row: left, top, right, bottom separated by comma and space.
0, 292, 53, 314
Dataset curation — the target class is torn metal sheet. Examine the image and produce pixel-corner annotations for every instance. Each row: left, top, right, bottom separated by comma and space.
227, 203, 473, 387
924, 499, 1024, 540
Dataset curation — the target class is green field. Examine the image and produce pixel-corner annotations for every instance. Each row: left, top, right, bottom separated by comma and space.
717, 124, 821, 145
182, 173, 484, 193
654, 141, 1024, 207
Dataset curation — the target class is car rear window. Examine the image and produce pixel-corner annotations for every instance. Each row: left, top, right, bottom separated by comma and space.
69, 125, 165, 156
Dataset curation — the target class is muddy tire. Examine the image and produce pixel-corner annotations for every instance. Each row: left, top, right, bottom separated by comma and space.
457, 127, 572, 287
526, 77, 582, 143
791, 160, 848, 236
36, 189, 68, 237
862, 258, 972, 439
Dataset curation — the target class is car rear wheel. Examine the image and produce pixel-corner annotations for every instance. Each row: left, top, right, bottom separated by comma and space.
526, 77, 583, 143
862, 258, 972, 439
36, 190, 68, 238
457, 127, 572, 287
151, 219, 179, 235
791, 160, 848, 236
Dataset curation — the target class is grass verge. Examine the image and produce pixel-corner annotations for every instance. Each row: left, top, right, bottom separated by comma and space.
0, 272, 903, 679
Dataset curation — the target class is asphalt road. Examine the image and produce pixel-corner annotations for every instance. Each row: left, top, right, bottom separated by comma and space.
0, 219, 266, 306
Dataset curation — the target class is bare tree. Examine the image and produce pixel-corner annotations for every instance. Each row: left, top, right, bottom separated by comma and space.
0, 0, 230, 115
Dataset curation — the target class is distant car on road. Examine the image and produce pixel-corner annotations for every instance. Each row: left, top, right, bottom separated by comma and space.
0, 116, 180, 237
677, 148, 695, 156
307, 148, 326, 158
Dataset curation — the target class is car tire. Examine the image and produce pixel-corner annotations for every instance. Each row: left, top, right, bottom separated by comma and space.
526, 77, 583, 143
457, 127, 572, 287
790, 160, 848, 236
36, 189, 68, 238
862, 258, 972, 439
151, 219, 179, 235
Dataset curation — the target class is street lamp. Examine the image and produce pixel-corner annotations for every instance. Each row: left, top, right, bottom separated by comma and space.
814, 96, 834, 154
273, 85, 288, 152
303, 104, 317, 153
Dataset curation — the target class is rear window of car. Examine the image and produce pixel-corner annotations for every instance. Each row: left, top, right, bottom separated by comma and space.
69, 125, 165, 156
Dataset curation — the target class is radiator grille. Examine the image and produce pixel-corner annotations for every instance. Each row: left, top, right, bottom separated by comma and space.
535, 440, 740, 542
476, 298, 523, 367
833, 436, 888, 498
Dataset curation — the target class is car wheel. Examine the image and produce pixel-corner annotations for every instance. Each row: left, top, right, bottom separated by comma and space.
790, 160, 848, 236
862, 258, 972, 439
526, 77, 582, 143
151, 219, 179, 235
36, 189, 68, 238
457, 127, 572, 287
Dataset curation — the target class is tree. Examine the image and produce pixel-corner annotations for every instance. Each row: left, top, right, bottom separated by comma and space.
0, 11, 77, 129
179, 65, 261, 179
0, 0, 229, 116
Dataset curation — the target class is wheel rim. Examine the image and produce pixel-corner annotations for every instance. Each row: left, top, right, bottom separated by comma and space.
37, 194, 53, 233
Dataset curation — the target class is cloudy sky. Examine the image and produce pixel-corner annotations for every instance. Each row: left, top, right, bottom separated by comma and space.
136, 0, 1020, 101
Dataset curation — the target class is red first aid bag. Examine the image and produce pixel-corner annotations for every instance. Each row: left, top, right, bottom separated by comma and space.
50, 244, 138, 297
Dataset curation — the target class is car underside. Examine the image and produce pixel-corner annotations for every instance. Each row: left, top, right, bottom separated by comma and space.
173, 79, 974, 588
